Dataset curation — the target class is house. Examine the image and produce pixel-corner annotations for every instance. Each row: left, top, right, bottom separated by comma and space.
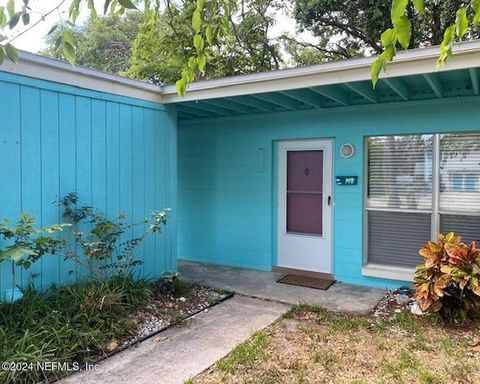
1, 41, 480, 299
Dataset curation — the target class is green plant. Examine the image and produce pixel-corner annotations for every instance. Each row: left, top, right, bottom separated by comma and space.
414, 232, 480, 321
60, 192, 168, 280
0, 213, 69, 301
0, 274, 151, 383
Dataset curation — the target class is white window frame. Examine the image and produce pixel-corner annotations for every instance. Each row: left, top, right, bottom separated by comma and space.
363, 132, 480, 281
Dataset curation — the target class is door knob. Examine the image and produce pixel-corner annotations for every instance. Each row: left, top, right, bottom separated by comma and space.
327, 196, 332, 206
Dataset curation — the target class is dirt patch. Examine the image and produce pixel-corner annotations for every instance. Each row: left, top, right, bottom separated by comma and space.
121, 281, 229, 349
192, 291, 480, 384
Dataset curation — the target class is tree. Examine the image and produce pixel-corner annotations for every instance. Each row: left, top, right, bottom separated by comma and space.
41, 11, 143, 74
372, 0, 480, 86
288, 0, 472, 62
126, 0, 283, 84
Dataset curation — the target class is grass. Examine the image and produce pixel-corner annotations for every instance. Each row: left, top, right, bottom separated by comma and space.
0, 274, 222, 384
192, 304, 480, 384
215, 331, 270, 374
0, 275, 151, 383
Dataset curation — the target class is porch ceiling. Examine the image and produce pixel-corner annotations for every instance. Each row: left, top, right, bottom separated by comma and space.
175, 68, 480, 121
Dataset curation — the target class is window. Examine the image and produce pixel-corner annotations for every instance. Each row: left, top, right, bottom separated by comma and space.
439, 133, 480, 244
366, 133, 480, 270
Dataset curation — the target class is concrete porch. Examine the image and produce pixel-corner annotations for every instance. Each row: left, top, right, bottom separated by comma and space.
179, 261, 387, 315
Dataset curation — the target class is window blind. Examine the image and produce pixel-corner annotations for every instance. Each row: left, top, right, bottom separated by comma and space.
439, 133, 480, 244
367, 135, 433, 210
367, 135, 433, 269
440, 133, 480, 213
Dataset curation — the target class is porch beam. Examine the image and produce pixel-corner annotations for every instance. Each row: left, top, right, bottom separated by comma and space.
177, 110, 198, 119
310, 85, 349, 106
422, 73, 443, 98
176, 105, 213, 118
280, 89, 323, 108
343, 82, 378, 103
252, 92, 299, 110
383, 78, 409, 100
185, 102, 232, 116
470, 68, 479, 95
226, 96, 275, 112
202, 98, 253, 114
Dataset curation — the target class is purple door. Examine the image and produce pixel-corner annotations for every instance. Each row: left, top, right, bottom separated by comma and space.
286, 150, 323, 236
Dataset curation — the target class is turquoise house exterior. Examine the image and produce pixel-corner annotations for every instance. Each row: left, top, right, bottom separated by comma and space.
1, 41, 480, 298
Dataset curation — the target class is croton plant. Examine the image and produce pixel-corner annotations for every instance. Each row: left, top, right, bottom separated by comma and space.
414, 232, 480, 320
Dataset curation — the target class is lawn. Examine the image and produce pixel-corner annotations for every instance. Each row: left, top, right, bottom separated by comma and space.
191, 302, 480, 384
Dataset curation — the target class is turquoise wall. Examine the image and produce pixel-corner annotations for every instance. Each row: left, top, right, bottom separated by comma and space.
178, 97, 480, 288
0, 72, 177, 300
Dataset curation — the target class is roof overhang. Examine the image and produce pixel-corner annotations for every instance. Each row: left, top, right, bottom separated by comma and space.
161, 40, 480, 103
1, 40, 480, 116
0, 50, 163, 103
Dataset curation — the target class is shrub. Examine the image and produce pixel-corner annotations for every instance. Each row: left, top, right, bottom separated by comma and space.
414, 232, 480, 320
60, 192, 168, 280
0, 213, 69, 301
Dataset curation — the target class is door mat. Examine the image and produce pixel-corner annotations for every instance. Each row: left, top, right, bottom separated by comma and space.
277, 274, 335, 290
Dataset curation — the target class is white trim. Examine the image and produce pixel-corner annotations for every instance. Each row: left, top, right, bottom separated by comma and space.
2, 41, 480, 105
0, 50, 163, 102
432, 134, 441, 239
161, 40, 480, 103
362, 264, 414, 282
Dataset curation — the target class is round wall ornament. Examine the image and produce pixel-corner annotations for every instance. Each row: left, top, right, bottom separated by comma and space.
340, 143, 355, 158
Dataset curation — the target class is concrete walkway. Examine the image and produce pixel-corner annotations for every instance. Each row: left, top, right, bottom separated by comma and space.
59, 295, 288, 384
179, 260, 386, 315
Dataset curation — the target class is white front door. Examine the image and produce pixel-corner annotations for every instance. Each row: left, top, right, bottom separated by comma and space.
277, 139, 333, 273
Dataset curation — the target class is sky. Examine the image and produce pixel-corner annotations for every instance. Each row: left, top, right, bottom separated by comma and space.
2, 0, 311, 54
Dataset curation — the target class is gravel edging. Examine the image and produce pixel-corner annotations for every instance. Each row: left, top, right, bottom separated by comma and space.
45, 290, 235, 384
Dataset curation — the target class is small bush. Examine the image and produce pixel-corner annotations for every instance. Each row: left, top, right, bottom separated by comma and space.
414, 232, 480, 321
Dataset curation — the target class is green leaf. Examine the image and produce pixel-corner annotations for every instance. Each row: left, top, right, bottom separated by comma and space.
206, 25, 214, 45
193, 34, 204, 52
5, 43, 18, 63
412, 0, 425, 14
394, 16, 411, 49
380, 45, 396, 62
473, 0, 480, 26
192, 9, 202, 34
118, 0, 137, 9
176, 77, 187, 97
62, 29, 75, 46
63, 41, 76, 65
455, 8, 469, 39
196, 0, 206, 11
8, 12, 21, 29
0, 47, 4, 65
21, 12, 29, 26
197, 53, 206, 73
391, 0, 408, 23
6, 0, 14, 17
0, 7, 7, 28
0, 246, 37, 263
381, 28, 397, 47
371, 58, 385, 89
437, 25, 456, 68
88, 0, 97, 21
69, 0, 80, 22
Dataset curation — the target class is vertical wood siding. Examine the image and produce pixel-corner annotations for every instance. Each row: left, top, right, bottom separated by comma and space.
0, 73, 177, 299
